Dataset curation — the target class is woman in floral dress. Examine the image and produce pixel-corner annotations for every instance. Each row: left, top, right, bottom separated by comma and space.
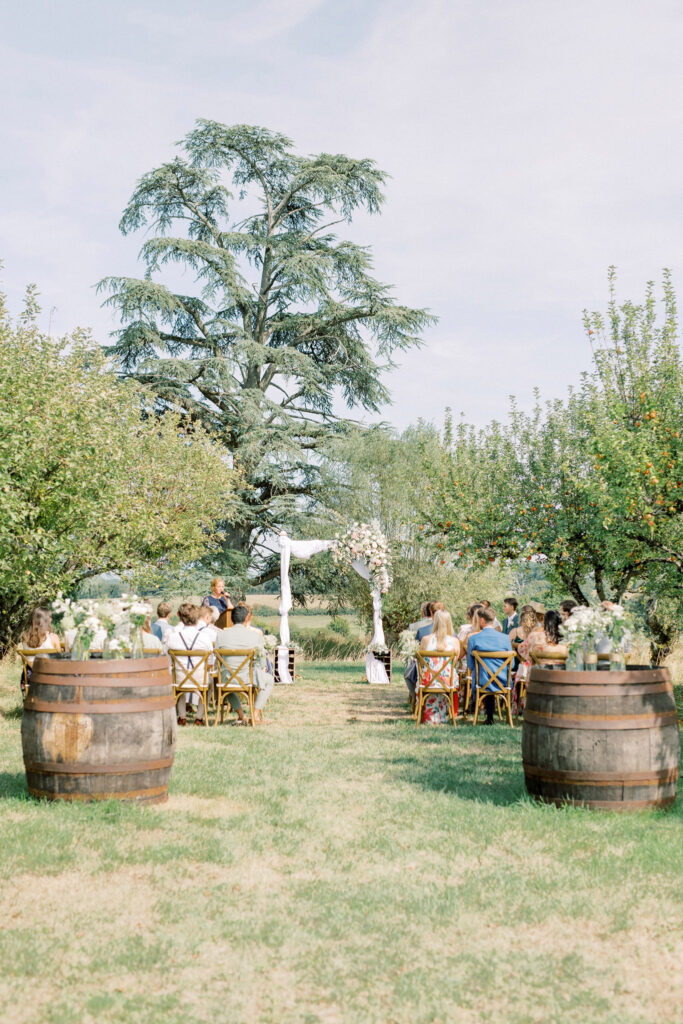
418, 610, 460, 723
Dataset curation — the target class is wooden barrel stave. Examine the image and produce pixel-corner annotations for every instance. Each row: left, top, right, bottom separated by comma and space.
21, 656, 176, 804
522, 667, 680, 811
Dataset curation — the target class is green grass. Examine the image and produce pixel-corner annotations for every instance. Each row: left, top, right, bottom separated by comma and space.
0, 659, 681, 1023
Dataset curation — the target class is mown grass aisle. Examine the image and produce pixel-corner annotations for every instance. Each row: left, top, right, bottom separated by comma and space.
0, 662, 681, 1024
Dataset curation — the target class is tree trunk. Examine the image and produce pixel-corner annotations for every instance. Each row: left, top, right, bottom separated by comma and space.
645, 598, 679, 667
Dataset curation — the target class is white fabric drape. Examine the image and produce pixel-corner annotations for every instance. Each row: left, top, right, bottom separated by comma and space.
278, 534, 334, 684
351, 559, 389, 684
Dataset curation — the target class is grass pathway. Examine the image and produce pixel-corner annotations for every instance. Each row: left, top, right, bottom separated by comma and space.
0, 661, 681, 1024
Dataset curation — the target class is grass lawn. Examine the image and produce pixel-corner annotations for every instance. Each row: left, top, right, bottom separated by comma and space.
0, 659, 681, 1024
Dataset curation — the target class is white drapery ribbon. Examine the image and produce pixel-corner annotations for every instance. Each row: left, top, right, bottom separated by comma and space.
278, 534, 334, 684
351, 558, 389, 684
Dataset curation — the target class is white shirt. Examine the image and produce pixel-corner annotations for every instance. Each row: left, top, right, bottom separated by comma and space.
164, 622, 214, 656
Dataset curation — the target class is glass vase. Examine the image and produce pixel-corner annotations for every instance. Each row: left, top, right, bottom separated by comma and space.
583, 641, 599, 672
609, 650, 626, 672
102, 637, 117, 660
129, 628, 144, 659
566, 646, 584, 671
70, 634, 89, 661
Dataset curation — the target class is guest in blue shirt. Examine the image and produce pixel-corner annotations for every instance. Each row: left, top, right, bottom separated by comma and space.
467, 606, 513, 724
416, 601, 445, 642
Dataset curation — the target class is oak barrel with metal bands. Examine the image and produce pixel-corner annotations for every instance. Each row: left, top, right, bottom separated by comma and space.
522, 666, 680, 811
21, 656, 176, 804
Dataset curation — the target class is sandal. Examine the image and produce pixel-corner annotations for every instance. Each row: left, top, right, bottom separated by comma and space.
177, 717, 187, 727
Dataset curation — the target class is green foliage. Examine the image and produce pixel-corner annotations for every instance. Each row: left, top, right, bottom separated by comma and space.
423, 271, 682, 662
100, 120, 435, 583
0, 286, 235, 650
329, 615, 351, 636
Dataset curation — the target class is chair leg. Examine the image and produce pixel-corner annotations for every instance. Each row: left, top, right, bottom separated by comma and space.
201, 690, 209, 725
506, 694, 514, 727
496, 695, 503, 721
472, 692, 480, 726
415, 692, 423, 726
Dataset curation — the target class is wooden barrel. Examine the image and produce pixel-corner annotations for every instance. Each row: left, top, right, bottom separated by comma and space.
21, 656, 176, 804
522, 666, 680, 811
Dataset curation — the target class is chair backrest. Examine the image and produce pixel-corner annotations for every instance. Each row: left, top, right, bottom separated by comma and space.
416, 650, 458, 690
530, 645, 568, 667
17, 647, 59, 672
168, 650, 211, 692
472, 651, 515, 692
214, 648, 256, 691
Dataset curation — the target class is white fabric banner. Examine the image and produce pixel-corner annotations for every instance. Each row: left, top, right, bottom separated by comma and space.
352, 558, 389, 684
278, 534, 334, 684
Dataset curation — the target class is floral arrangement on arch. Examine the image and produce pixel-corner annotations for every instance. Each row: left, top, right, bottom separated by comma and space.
332, 521, 393, 593
397, 629, 420, 661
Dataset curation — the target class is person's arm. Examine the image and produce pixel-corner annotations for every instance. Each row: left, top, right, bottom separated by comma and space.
466, 634, 475, 672
419, 635, 431, 652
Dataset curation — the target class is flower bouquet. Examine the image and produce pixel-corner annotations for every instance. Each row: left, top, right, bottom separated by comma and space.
397, 629, 420, 661
561, 604, 632, 670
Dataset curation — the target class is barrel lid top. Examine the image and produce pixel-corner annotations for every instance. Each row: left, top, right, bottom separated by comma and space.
28, 655, 170, 675
529, 666, 671, 684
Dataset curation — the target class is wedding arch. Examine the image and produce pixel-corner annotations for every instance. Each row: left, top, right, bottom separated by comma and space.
277, 524, 392, 685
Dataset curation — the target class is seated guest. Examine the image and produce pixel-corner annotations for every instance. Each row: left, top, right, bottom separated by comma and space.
197, 604, 220, 646
18, 608, 62, 696
215, 604, 274, 725
20, 608, 61, 656
409, 602, 433, 634
508, 605, 535, 645
543, 610, 563, 645
151, 602, 173, 642
480, 600, 503, 630
405, 602, 445, 698
466, 607, 513, 724
418, 610, 461, 723
141, 617, 163, 653
502, 598, 519, 634
559, 599, 578, 622
164, 603, 214, 726
202, 577, 234, 621
417, 602, 445, 641
457, 602, 483, 645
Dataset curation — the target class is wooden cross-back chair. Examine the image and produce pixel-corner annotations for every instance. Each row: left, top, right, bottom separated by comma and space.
17, 648, 59, 700
213, 648, 257, 727
471, 651, 515, 727
168, 649, 212, 726
414, 650, 458, 727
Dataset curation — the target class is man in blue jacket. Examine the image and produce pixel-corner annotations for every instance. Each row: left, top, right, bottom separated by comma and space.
467, 606, 513, 724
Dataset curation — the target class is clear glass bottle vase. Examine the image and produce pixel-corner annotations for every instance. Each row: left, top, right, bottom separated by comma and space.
566, 646, 584, 671
129, 628, 144, 659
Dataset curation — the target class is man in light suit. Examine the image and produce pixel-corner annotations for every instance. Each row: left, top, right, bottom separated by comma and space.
215, 604, 274, 724
502, 598, 519, 635
467, 606, 513, 725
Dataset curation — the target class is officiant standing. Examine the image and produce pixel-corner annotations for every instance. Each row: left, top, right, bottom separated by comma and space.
202, 577, 234, 628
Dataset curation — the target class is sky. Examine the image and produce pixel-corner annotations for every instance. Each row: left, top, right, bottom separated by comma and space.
2, 0, 683, 431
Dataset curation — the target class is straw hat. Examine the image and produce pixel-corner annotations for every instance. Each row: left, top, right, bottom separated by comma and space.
530, 601, 546, 615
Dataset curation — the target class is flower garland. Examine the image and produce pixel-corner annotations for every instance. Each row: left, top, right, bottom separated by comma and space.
332, 522, 392, 593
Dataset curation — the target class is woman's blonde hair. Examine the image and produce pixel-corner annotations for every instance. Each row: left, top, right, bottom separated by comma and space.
432, 609, 454, 646
210, 577, 224, 591
519, 607, 538, 636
